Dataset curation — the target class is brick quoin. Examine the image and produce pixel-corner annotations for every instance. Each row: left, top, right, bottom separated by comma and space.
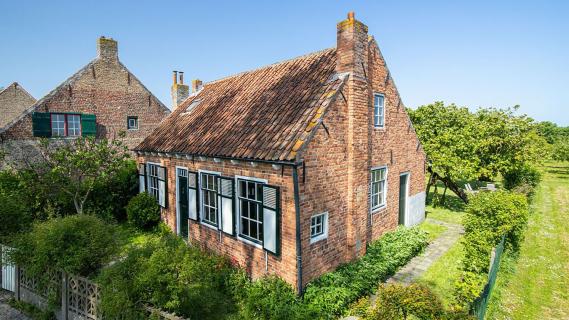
137, 12, 426, 291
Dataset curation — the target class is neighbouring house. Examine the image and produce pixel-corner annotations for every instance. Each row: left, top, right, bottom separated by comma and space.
0, 82, 37, 133
0, 37, 170, 167
135, 12, 426, 292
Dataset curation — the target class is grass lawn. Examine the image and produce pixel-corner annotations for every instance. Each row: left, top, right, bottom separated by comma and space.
416, 236, 464, 307
415, 186, 467, 307
419, 219, 447, 242
116, 223, 160, 253
486, 162, 569, 319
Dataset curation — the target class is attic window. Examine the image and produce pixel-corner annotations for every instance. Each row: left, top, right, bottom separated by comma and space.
184, 99, 202, 113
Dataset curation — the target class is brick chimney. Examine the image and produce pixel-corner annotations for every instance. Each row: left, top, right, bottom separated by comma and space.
337, 12, 371, 260
192, 79, 203, 93
97, 36, 118, 61
171, 71, 189, 110
336, 11, 368, 77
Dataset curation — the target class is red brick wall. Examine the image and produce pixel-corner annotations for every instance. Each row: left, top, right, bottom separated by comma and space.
1, 58, 169, 150
297, 19, 426, 286
137, 155, 299, 286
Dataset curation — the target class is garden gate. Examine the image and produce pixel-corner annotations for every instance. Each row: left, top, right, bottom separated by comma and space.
1, 245, 16, 292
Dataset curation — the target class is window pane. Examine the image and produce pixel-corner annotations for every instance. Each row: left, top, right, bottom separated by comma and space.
67, 115, 81, 137
51, 114, 65, 137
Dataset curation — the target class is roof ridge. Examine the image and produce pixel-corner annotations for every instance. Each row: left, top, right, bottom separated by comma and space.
206, 47, 336, 86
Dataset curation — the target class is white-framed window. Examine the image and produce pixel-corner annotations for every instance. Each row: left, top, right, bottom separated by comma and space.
50, 113, 82, 137
67, 114, 81, 137
127, 116, 138, 130
374, 93, 385, 128
237, 179, 264, 243
310, 212, 328, 244
141, 163, 167, 207
200, 172, 219, 227
371, 167, 388, 211
147, 164, 160, 200
51, 114, 66, 137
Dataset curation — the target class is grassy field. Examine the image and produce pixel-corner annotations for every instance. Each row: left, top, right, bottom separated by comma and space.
487, 162, 569, 319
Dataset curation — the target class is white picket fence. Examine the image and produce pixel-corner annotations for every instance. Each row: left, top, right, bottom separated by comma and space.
1, 245, 16, 292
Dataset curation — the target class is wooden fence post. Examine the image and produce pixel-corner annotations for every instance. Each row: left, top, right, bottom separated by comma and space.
61, 272, 68, 320
14, 265, 20, 301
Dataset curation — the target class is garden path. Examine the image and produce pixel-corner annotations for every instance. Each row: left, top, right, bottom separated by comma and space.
0, 290, 30, 320
386, 218, 464, 284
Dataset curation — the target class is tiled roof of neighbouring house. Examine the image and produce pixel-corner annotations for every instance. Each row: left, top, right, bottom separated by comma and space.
136, 48, 346, 162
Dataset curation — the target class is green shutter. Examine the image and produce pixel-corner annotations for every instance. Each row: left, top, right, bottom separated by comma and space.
81, 114, 96, 137
32, 112, 52, 137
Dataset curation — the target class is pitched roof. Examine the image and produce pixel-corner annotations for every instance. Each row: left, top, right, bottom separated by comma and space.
1, 59, 169, 134
0, 82, 36, 131
136, 48, 346, 162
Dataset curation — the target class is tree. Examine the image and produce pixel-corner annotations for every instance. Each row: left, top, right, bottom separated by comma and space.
37, 136, 130, 215
409, 103, 547, 203
408, 102, 480, 202
552, 139, 569, 162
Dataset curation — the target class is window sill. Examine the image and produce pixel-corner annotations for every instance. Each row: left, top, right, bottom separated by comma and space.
371, 205, 387, 214
373, 126, 386, 131
237, 234, 263, 249
310, 234, 328, 244
128, 128, 139, 131
200, 220, 219, 231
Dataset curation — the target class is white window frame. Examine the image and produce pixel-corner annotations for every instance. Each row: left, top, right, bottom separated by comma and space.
127, 116, 139, 130
310, 212, 329, 244
51, 114, 66, 137
235, 175, 267, 249
67, 114, 81, 137
147, 162, 161, 202
373, 93, 385, 128
198, 170, 221, 230
371, 166, 388, 212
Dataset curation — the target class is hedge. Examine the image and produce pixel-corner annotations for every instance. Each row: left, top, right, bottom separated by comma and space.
303, 226, 428, 317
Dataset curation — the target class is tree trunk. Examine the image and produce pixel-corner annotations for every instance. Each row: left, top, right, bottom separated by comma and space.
427, 167, 469, 203
441, 186, 448, 205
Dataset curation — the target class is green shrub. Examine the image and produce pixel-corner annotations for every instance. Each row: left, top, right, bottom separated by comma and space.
86, 160, 138, 221
303, 227, 428, 317
238, 276, 315, 320
0, 193, 32, 243
503, 165, 541, 197
126, 193, 161, 230
464, 191, 528, 252
10, 215, 119, 278
367, 283, 444, 320
97, 229, 236, 319
454, 191, 529, 307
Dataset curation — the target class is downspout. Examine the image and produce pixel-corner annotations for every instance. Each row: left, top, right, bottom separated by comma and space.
292, 165, 303, 294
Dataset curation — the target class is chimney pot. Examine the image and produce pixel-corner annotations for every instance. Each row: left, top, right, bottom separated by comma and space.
348, 11, 355, 20
173, 71, 178, 85
179, 72, 184, 85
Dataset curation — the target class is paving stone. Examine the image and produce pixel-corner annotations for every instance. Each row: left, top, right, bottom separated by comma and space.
0, 290, 31, 320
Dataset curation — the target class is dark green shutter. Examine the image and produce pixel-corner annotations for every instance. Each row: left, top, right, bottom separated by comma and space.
81, 114, 96, 137
32, 112, 51, 137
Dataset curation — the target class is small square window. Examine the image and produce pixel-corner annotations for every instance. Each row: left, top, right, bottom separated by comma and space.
127, 116, 138, 130
310, 212, 328, 244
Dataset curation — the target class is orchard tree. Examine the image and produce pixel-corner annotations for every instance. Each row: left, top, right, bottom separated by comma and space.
409, 102, 547, 203
38, 135, 130, 215
552, 140, 569, 162
475, 106, 547, 179
408, 102, 480, 202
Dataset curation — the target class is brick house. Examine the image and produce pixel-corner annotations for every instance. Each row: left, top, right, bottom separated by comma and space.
0, 37, 170, 166
0, 82, 37, 133
135, 13, 426, 292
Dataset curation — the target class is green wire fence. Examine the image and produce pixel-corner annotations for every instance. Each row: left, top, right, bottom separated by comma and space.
471, 235, 506, 320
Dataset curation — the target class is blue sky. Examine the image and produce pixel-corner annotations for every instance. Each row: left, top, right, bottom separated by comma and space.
1, 1, 568, 125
